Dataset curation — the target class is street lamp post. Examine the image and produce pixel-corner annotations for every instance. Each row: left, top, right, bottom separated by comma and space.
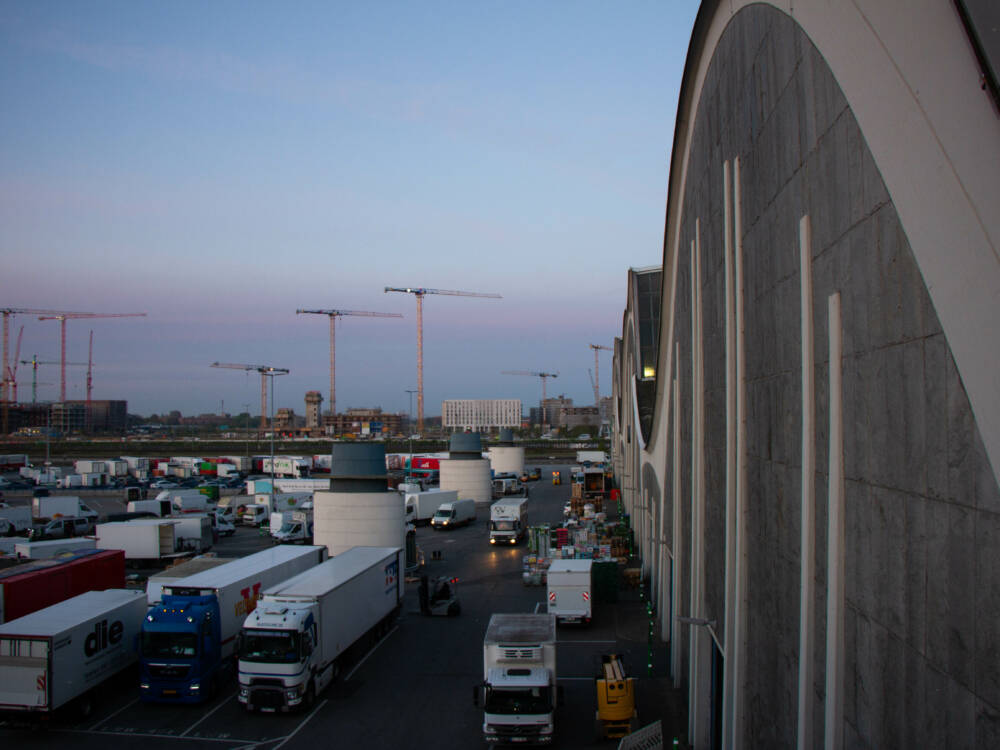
265, 371, 287, 510
243, 402, 250, 465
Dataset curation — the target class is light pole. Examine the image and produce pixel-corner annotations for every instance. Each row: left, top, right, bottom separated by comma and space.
405, 389, 418, 480
243, 403, 250, 465
265, 371, 287, 508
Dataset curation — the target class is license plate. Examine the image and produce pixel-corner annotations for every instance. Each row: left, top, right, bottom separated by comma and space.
162, 689, 177, 696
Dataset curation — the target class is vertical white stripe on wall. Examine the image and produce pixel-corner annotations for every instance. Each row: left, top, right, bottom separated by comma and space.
824, 292, 845, 750
722, 160, 738, 749
672, 355, 683, 688
732, 155, 747, 747
797, 215, 816, 750
688, 234, 700, 743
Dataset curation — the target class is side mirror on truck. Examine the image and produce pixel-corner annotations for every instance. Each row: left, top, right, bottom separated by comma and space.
472, 685, 482, 706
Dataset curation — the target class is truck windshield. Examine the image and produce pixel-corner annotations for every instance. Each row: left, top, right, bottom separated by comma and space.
279, 522, 297, 534
240, 629, 300, 663
435, 510, 454, 519
491, 520, 515, 531
142, 632, 197, 658
484, 687, 552, 715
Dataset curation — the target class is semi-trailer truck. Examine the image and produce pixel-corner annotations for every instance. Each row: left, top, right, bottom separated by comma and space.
489, 498, 529, 545
139, 544, 327, 703
474, 613, 559, 745
0, 589, 147, 718
237, 546, 403, 712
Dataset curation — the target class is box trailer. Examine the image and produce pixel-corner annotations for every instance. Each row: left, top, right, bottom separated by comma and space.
96, 519, 180, 561
0, 505, 33, 536
140, 544, 327, 703
405, 489, 457, 525
0, 549, 125, 624
145, 556, 232, 605
14, 538, 97, 560
0, 589, 147, 717
31, 496, 98, 523
173, 515, 214, 553
126, 498, 173, 517
237, 546, 402, 712
546, 559, 593, 624
475, 613, 559, 745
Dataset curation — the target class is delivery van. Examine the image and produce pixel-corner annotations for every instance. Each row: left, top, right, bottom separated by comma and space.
430, 498, 476, 529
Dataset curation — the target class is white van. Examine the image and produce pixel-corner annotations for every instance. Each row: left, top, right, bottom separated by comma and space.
430, 498, 476, 529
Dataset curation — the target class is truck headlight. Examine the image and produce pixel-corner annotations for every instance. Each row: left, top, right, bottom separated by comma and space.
239, 687, 249, 698
490, 538, 496, 544
509, 538, 516, 544
140, 682, 150, 690
540, 724, 554, 735
190, 682, 200, 692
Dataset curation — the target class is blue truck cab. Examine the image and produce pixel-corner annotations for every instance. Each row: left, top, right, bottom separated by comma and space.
140, 593, 223, 703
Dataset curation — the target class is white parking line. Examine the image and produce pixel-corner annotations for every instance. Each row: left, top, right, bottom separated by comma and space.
55, 727, 256, 744
89, 697, 138, 731
181, 690, 237, 736
271, 698, 328, 750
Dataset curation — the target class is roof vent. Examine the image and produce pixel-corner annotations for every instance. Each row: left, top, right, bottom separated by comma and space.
329, 443, 388, 492
497, 428, 514, 446
449, 432, 483, 460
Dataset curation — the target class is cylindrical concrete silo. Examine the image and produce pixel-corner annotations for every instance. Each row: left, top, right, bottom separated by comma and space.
487, 428, 525, 476
439, 432, 492, 505
313, 444, 405, 577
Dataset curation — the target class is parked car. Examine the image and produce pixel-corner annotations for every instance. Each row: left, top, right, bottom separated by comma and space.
150, 479, 179, 489
31, 516, 95, 539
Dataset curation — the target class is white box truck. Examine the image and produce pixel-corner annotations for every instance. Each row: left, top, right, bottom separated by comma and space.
0, 505, 33, 536
126, 498, 173, 517
430, 498, 476, 529
173, 515, 214, 553
405, 489, 457, 525
140, 545, 327, 704
31, 496, 98, 523
269, 509, 313, 544
489, 498, 529, 546
546, 559, 593, 625
14, 538, 97, 560
474, 613, 559, 745
0, 589, 147, 717
237, 546, 403, 712
96, 519, 180, 561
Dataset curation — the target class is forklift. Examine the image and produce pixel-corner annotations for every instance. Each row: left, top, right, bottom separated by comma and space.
552, 470, 562, 485
595, 653, 638, 739
418, 574, 461, 616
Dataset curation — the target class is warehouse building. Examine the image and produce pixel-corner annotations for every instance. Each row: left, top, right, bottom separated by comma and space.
613, 2, 1000, 748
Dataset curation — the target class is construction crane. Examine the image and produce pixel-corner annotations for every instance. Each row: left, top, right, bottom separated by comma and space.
384, 286, 502, 434
589, 344, 613, 415
501, 370, 559, 430
296, 308, 403, 418
211, 362, 290, 436
1, 326, 24, 434
20, 356, 87, 404
1, 308, 90, 404
37, 312, 146, 401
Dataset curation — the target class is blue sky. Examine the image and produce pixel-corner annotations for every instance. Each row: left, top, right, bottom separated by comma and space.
0, 1, 699, 417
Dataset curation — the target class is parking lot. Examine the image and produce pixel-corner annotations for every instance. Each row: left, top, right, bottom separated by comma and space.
1, 466, 683, 748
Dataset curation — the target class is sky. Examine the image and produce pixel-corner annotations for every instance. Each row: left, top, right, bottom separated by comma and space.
0, 1, 700, 418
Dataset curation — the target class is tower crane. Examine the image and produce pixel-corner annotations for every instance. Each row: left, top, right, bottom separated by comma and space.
296, 308, 403, 419
1, 326, 23, 434
589, 344, 613, 415
1, 308, 90, 404
20, 356, 87, 404
211, 362, 289, 436
501, 370, 559, 430
37, 312, 146, 401
384, 286, 501, 434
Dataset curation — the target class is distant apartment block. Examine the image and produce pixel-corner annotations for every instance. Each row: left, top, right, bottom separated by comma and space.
442, 399, 521, 432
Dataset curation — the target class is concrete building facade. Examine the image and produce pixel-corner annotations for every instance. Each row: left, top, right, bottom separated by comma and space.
613, 2, 1000, 748
441, 399, 521, 432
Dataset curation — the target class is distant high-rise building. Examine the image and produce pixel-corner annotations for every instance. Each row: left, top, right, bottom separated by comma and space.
305, 391, 323, 429
442, 399, 521, 432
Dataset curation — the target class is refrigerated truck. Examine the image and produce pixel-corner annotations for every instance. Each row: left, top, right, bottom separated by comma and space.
145, 555, 231, 605
546, 559, 593, 624
0, 589, 147, 717
475, 613, 559, 745
237, 546, 403, 712
0, 549, 125, 624
139, 544, 327, 703
96, 519, 181, 561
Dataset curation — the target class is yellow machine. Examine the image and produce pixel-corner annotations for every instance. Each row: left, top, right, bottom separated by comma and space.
552, 470, 562, 485
595, 654, 637, 739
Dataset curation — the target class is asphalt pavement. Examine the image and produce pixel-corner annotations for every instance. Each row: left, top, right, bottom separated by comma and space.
1, 466, 687, 748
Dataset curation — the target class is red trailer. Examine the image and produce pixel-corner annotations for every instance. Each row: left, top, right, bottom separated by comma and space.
0, 549, 126, 624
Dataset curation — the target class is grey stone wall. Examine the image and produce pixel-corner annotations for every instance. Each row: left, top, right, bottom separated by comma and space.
660, 4, 1000, 747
